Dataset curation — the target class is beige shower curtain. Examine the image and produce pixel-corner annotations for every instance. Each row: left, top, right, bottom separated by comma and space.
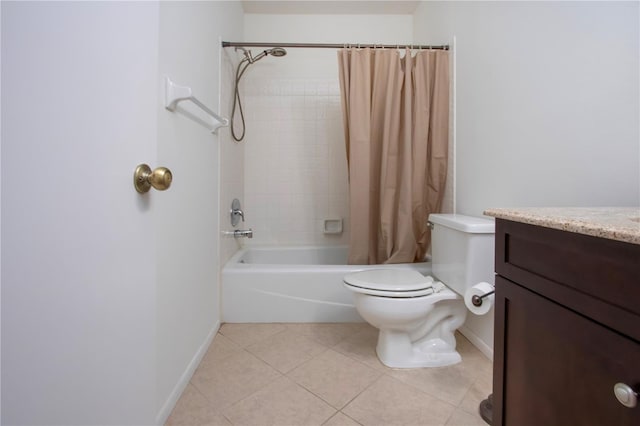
338, 48, 449, 265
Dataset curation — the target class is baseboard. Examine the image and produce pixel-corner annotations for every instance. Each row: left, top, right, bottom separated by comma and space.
459, 325, 493, 361
155, 320, 220, 425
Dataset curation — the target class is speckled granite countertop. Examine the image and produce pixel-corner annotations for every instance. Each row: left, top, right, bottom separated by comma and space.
483, 207, 640, 245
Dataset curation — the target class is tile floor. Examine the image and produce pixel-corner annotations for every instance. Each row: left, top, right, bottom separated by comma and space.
166, 323, 492, 426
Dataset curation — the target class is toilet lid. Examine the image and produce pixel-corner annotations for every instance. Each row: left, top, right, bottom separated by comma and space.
344, 269, 435, 293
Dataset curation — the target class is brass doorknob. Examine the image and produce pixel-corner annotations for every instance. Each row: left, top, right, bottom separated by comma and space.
134, 164, 173, 193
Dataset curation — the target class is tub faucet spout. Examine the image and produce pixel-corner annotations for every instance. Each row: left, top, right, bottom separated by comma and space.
234, 229, 253, 239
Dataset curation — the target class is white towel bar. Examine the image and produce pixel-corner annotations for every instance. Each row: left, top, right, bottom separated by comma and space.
164, 76, 229, 133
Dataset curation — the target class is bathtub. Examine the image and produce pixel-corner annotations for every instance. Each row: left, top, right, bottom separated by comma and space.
221, 246, 431, 323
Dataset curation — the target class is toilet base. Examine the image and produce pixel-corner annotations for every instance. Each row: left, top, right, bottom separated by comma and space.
376, 329, 461, 368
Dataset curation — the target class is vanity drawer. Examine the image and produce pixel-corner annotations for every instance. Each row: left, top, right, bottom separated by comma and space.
495, 219, 640, 340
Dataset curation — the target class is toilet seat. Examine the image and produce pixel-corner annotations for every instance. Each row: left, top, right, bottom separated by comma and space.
344, 269, 444, 298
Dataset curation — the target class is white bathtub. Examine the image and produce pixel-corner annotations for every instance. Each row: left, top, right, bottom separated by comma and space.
222, 246, 431, 323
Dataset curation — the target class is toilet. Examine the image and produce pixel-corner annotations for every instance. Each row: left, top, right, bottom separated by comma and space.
343, 214, 495, 368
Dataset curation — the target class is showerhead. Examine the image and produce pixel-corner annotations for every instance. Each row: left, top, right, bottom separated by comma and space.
231, 46, 288, 142
268, 47, 287, 57
236, 46, 287, 64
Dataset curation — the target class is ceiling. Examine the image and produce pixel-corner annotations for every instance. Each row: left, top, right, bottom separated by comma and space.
241, 1, 421, 15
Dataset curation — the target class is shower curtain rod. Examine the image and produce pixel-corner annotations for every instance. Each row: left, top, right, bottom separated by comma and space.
222, 41, 449, 50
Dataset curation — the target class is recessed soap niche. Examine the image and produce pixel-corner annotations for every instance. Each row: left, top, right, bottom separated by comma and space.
323, 218, 343, 235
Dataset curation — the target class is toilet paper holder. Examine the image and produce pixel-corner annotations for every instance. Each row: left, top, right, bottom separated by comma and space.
471, 288, 495, 307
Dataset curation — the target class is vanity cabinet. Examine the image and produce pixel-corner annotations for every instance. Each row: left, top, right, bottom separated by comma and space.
492, 219, 640, 426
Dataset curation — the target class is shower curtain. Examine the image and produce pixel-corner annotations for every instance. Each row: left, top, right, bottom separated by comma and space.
338, 48, 449, 265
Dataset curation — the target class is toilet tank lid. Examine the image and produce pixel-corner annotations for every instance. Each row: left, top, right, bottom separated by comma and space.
428, 214, 495, 233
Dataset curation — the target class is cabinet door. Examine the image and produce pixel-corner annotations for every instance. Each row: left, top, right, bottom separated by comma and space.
493, 276, 640, 426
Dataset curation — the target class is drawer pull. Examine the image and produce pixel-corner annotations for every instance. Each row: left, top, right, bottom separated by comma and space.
614, 383, 638, 408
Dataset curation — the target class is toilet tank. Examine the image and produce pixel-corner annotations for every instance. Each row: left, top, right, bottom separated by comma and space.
428, 214, 495, 295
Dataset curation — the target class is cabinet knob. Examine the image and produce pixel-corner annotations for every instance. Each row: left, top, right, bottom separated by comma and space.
614, 383, 638, 408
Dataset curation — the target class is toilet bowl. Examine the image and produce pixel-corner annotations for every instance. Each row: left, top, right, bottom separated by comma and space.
343, 214, 495, 369
344, 269, 467, 368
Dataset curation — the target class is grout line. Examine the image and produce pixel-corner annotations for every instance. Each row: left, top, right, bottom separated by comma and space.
286, 374, 342, 412
383, 367, 470, 408
177, 324, 489, 425
189, 383, 235, 426
338, 373, 386, 413
218, 366, 286, 416
324, 411, 364, 426
285, 347, 382, 412
218, 323, 288, 348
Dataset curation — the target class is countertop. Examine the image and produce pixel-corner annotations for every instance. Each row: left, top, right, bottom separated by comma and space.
483, 207, 640, 245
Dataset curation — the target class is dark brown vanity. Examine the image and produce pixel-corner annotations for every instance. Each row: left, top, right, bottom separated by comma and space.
484, 208, 640, 426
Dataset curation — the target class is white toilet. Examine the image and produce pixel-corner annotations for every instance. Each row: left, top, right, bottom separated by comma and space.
343, 214, 495, 368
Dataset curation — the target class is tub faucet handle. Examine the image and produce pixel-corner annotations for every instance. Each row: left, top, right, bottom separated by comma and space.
232, 208, 245, 222
230, 198, 245, 226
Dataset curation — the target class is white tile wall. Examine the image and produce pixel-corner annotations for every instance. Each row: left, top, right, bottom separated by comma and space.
219, 48, 245, 263
243, 78, 349, 246
236, 13, 457, 247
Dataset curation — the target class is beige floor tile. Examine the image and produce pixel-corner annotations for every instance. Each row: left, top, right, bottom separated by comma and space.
457, 336, 493, 379
458, 377, 492, 417
289, 348, 382, 409
165, 384, 231, 426
343, 375, 455, 426
332, 326, 389, 372
198, 334, 242, 367
246, 328, 327, 373
218, 323, 287, 348
456, 333, 482, 357
191, 350, 281, 411
286, 323, 367, 347
323, 412, 362, 426
459, 354, 493, 387
223, 376, 336, 426
385, 333, 491, 407
388, 362, 476, 406
171, 324, 495, 426
445, 408, 487, 426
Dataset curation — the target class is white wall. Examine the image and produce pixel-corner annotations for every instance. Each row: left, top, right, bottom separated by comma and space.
1, 1, 243, 424
414, 0, 640, 356
241, 14, 414, 245
155, 1, 243, 423
0, 3, 3, 421
415, 1, 640, 217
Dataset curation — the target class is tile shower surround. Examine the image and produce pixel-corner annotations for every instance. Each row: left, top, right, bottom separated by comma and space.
220, 49, 245, 265
166, 323, 492, 426
242, 78, 350, 246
